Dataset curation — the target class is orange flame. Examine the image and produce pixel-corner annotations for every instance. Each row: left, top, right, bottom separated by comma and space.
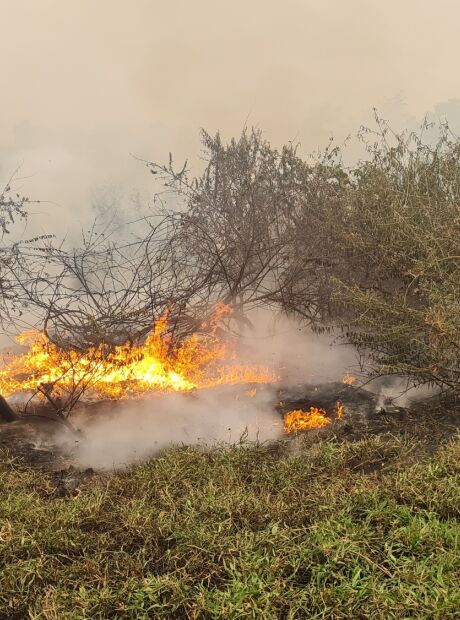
342, 374, 356, 385
336, 401, 344, 419
0, 307, 276, 404
284, 401, 344, 433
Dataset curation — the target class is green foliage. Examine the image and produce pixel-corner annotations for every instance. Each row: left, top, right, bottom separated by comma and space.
331, 119, 460, 392
1, 433, 459, 618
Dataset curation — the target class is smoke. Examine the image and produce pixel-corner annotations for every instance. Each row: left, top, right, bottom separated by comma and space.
233, 309, 358, 386
67, 385, 281, 469
2, 0, 459, 246
366, 376, 440, 410
52, 310, 358, 469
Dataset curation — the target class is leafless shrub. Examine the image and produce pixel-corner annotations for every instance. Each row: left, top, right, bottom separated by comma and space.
143, 129, 349, 332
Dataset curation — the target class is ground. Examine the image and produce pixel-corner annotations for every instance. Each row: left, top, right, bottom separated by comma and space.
0, 402, 459, 619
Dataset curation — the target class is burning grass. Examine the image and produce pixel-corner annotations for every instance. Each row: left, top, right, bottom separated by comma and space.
0, 306, 275, 409
284, 402, 344, 432
1, 427, 459, 619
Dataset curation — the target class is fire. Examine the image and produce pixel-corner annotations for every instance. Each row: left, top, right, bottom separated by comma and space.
284, 401, 344, 433
284, 407, 330, 432
0, 307, 275, 405
336, 401, 344, 418
342, 374, 356, 385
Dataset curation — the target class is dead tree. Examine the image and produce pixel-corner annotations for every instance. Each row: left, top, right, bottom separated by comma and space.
143, 129, 347, 330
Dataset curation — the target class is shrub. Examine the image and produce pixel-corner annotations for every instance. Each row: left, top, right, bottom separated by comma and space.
332, 119, 460, 394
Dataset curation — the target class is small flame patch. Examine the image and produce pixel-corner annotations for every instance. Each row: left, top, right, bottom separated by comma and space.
284, 401, 344, 433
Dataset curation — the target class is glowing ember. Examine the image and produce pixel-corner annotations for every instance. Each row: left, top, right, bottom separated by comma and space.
284, 401, 344, 433
343, 374, 357, 385
0, 307, 275, 404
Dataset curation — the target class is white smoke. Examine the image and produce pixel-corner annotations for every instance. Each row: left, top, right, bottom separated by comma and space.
67, 385, 281, 469
367, 376, 439, 410
234, 309, 357, 387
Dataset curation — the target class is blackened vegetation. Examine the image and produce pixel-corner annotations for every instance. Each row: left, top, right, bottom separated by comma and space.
1, 381, 459, 473
0, 395, 18, 423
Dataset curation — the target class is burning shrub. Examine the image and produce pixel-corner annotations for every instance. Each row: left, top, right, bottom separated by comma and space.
148, 121, 460, 395
2, 116, 460, 422
0, 306, 275, 418
154, 119, 460, 395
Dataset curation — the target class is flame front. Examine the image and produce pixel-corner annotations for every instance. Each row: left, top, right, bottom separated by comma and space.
0, 308, 275, 403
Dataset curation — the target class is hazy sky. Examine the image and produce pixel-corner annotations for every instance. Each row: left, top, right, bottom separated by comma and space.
1, 0, 459, 236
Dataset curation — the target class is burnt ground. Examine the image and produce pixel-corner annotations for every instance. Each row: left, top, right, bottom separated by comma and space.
277, 381, 460, 445
0, 382, 459, 489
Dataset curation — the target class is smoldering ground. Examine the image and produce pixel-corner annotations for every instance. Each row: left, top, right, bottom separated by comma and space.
4, 310, 437, 469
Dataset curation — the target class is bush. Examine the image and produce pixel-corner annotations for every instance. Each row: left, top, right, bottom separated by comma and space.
331, 119, 460, 394
154, 120, 460, 394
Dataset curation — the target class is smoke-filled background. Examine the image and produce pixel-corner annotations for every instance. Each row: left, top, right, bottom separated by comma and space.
1, 0, 460, 240
1, 0, 456, 465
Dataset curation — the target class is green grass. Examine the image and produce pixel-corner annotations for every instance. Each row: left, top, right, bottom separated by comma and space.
1, 433, 459, 619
